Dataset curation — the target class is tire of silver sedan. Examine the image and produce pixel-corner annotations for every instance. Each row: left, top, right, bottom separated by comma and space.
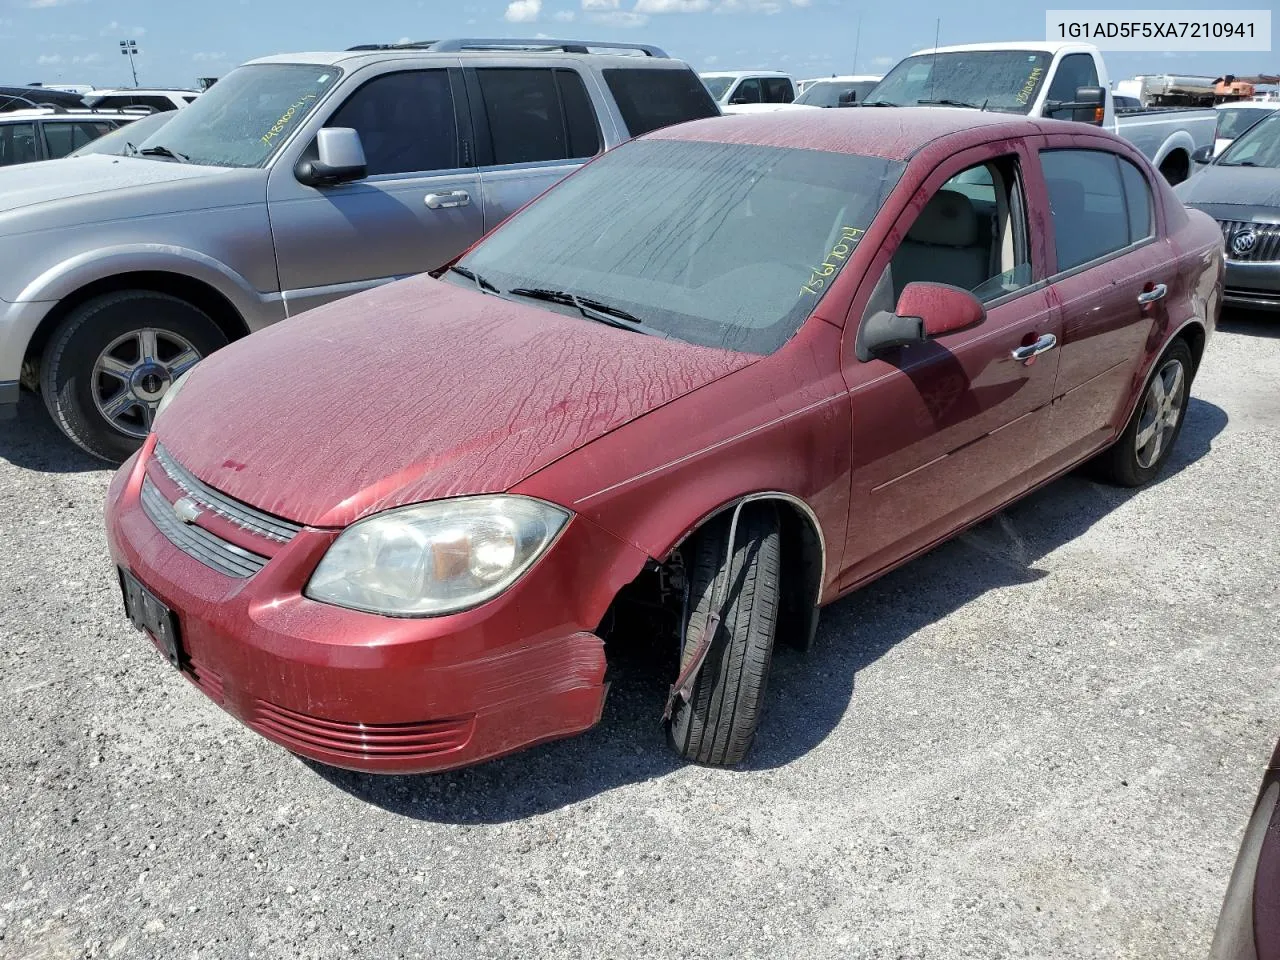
1092, 339, 1194, 488
668, 504, 781, 767
39, 291, 228, 463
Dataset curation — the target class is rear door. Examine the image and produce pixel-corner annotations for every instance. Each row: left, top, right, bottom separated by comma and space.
463, 63, 605, 232
839, 141, 1064, 588
1035, 140, 1172, 468
266, 62, 485, 315
40, 119, 116, 159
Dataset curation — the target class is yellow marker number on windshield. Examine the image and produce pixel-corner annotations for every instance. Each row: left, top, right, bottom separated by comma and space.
1015, 67, 1044, 107
261, 94, 318, 147
801, 226, 864, 296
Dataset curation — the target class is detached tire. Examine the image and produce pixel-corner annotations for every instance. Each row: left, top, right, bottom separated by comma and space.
667, 504, 781, 767
1092, 339, 1193, 487
40, 291, 227, 463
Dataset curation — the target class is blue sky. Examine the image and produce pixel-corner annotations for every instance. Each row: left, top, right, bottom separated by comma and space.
0, 0, 1273, 90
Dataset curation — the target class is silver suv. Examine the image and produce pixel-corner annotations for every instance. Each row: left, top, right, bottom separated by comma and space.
0, 37, 719, 460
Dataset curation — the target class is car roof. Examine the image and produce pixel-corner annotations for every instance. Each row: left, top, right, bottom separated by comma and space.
909, 41, 1093, 57
648, 106, 1058, 160
88, 88, 199, 95
699, 70, 791, 79
250, 45, 684, 70
803, 75, 882, 84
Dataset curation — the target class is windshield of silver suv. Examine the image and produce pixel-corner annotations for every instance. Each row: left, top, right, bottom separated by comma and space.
865, 50, 1051, 113
135, 63, 340, 168
452, 138, 905, 355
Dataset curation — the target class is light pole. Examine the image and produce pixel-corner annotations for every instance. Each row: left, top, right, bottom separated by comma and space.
119, 39, 139, 87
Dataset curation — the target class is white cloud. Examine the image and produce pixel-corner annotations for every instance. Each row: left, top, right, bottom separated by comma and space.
26, 0, 82, 7
72, 52, 100, 63
553, 8, 576, 20
396, 35, 412, 43
871, 55, 895, 67
715, 0, 781, 12
703, 54, 718, 64
636, 0, 709, 11
99, 21, 144, 38
504, 0, 541, 21
790, 0, 811, 5
36, 53, 63, 64
581, 0, 617, 9
192, 51, 227, 62
588, 9, 648, 26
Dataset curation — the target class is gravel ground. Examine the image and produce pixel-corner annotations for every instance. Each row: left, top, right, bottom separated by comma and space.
1, 312, 1277, 960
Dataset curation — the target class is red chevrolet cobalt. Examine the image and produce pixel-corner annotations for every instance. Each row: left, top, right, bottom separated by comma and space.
105, 109, 1224, 773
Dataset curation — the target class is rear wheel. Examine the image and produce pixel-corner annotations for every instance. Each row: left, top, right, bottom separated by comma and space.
1091, 340, 1193, 487
40, 291, 227, 463
667, 505, 781, 767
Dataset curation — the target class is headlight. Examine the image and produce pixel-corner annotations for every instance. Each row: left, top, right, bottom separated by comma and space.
154, 368, 193, 423
305, 496, 570, 617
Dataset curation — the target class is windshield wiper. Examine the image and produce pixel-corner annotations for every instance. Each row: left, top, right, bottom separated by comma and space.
447, 264, 500, 295
139, 144, 189, 162
916, 98, 986, 110
1217, 160, 1258, 167
507, 287, 666, 338
861, 99, 899, 107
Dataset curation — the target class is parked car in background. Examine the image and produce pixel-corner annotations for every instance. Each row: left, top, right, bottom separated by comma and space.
83, 88, 201, 112
1208, 738, 1280, 960
66, 110, 172, 157
1212, 100, 1280, 157
1177, 110, 1280, 312
700, 70, 796, 108
794, 75, 882, 107
0, 37, 719, 460
866, 42, 1217, 184
0, 108, 145, 166
106, 107, 1220, 775
0, 85, 85, 112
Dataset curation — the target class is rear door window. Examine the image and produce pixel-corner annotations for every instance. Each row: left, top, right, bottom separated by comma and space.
42, 120, 113, 159
0, 122, 39, 165
603, 67, 719, 136
731, 78, 763, 104
1041, 149, 1150, 271
473, 67, 600, 165
326, 70, 460, 175
762, 77, 794, 103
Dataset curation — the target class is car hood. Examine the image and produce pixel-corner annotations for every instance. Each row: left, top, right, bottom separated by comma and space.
156, 275, 756, 529
1175, 164, 1280, 217
0, 154, 223, 216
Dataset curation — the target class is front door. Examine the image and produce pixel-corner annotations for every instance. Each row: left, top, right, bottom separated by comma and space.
266, 64, 485, 316
1035, 142, 1172, 467
839, 144, 1063, 589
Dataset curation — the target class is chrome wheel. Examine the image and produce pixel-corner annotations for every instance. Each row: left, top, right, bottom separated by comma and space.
1134, 358, 1185, 469
91, 328, 201, 439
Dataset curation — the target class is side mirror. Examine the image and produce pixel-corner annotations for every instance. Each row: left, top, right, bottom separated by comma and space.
1191, 144, 1214, 165
1072, 85, 1106, 125
728, 94, 749, 105
295, 127, 367, 187
859, 282, 986, 358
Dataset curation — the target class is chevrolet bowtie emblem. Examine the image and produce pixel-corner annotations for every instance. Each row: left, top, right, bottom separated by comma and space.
173, 497, 202, 525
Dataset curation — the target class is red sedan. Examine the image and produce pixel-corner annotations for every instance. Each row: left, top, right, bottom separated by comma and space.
105, 108, 1224, 773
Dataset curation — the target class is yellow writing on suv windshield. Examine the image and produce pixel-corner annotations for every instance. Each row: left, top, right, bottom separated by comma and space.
801, 226, 864, 297
260, 94, 317, 147
1015, 67, 1045, 106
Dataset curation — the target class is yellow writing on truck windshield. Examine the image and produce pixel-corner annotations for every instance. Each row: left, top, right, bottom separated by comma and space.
260, 94, 317, 147
1015, 67, 1045, 106
800, 226, 864, 296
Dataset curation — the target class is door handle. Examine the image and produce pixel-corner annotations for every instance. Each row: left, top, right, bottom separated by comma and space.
424, 190, 471, 210
1137, 283, 1168, 305
1011, 333, 1058, 364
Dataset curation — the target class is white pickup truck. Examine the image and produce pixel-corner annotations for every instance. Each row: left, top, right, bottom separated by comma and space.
865, 41, 1217, 184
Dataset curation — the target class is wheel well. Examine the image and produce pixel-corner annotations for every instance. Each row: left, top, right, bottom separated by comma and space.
1177, 322, 1207, 378
1158, 150, 1190, 185
21, 272, 250, 384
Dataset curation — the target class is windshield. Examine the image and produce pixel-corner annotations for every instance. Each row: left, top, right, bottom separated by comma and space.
1217, 111, 1280, 167
701, 76, 734, 101
69, 112, 171, 156
1216, 107, 1273, 141
866, 50, 1051, 113
796, 80, 880, 107
136, 63, 339, 168
455, 138, 905, 355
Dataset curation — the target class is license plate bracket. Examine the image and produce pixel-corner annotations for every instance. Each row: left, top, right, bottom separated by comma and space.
118, 567, 184, 669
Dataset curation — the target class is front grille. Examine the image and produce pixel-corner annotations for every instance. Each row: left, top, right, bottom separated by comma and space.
1217, 219, 1280, 263
141, 477, 268, 578
249, 699, 475, 761
153, 444, 302, 545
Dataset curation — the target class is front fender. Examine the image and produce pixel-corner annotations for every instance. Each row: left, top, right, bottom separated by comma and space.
12, 244, 280, 330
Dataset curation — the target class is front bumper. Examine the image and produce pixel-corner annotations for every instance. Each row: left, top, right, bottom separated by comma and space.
1223, 260, 1280, 312
104, 439, 646, 774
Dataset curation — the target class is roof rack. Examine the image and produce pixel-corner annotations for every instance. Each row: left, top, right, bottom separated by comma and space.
345, 37, 668, 57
